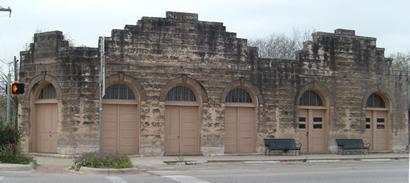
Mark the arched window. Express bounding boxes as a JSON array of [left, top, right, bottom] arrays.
[[225, 88, 252, 103], [166, 86, 196, 101], [299, 90, 323, 106], [366, 93, 385, 108], [39, 84, 56, 99], [104, 84, 135, 100]]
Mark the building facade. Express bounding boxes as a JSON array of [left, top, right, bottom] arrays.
[[18, 12, 408, 156]]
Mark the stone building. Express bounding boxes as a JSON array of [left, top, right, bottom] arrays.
[[18, 11, 408, 156]]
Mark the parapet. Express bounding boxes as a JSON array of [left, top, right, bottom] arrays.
[[166, 11, 198, 21]]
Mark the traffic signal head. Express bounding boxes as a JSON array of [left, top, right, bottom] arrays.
[[11, 82, 24, 95]]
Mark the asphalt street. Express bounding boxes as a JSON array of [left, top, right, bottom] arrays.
[[0, 159, 408, 183]]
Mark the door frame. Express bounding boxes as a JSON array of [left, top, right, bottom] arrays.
[[297, 106, 328, 153], [165, 101, 201, 155], [30, 82, 60, 154], [224, 103, 256, 154], [102, 99, 139, 154], [364, 107, 390, 152]]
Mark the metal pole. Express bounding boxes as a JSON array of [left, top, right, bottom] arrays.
[[98, 37, 105, 153], [14, 56, 17, 81], [13, 57, 18, 128], [6, 63, 11, 125]]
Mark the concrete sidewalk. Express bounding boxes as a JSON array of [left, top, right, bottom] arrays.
[[1, 152, 407, 172], [131, 153, 409, 168]]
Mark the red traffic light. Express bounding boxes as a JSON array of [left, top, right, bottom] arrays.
[[11, 82, 24, 95]]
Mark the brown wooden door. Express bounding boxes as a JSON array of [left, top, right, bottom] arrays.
[[36, 103, 58, 153], [364, 110, 389, 151], [297, 109, 308, 153], [165, 105, 199, 155], [224, 107, 255, 154], [364, 111, 373, 149], [297, 109, 327, 153], [308, 109, 327, 153], [103, 103, 139, 154], [373, 111, 388, 151]]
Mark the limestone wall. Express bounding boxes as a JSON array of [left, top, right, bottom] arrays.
[[18, 12, 408, 155]]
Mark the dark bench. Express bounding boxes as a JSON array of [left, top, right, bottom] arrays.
[[264, 138, 301, 156], [336, 139, 369, 154]]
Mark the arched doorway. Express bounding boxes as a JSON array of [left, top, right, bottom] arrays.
[[165, 86, 200, 155], [224, 88, 256, 154], [297, 90, 328, 153], [102, 84, 139, 154], [34, 84, 58, 153], [364, 93, 389, 152]]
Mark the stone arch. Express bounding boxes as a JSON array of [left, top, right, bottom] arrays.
[[160, 76, 208, 103], [105, 73, 145, 101], [162, 76, 205, 155], [295, 82, 332, 108], [295, 81, 331, 153], [362, 86, 392, 152], [221, 79, 259, 154], [220, 79, 261, 105], [26, 73, 61, 153], [362, 88, 392, 111], [25, 73, 62, 102]]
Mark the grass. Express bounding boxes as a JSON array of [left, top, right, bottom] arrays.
[[72, 152, 133, 170]]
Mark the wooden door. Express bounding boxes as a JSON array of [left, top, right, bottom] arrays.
[[372, 111, 388, 151], [364, 110, 389, 151], [297, 109, 308, 153], [103, 103, 139, 154], [165, 105, 199, 155], [36, 103, 58, 153], [308, 109, 327, 153], [297, 109, 327, 153], [180, 106, 199, 154], [363, 111, 373, 149], [224, 107, 255, 154]]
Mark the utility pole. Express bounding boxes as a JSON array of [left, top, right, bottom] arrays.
[[13, 56, 18, 128], [0, 5, 11, 17], [14, 56, 17, 81], [6, 62, 11, 125], [98, 37, 105, 153]]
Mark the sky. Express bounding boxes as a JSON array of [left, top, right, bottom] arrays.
[[0, 0, 409, 73]]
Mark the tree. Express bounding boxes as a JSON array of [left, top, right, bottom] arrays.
[[389, 52, 410, 71], [249, 29, 314, 59]]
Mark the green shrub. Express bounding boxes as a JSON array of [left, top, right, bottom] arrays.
[[0, 123, 21, 148], [72, 152, 133, 170], [0, 144, 32, 164], [0, 123, 33, 164]]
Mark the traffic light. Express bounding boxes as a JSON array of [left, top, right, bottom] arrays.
[[11, 82, 24, 95]]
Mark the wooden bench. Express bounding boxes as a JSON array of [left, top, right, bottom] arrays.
[[264, 138, 301, 156], [336, 139, 369, 154]]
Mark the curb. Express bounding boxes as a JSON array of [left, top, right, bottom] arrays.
[[163, 160, 208, 165], [79, 167, 140, 174], [0, 162, 34, 171], [201, 156, 409, 164], [30, 153, 77, 159]]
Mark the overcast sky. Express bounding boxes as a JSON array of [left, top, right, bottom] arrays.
[[0, 0, 409, 72]]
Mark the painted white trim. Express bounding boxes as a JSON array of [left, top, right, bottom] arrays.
[[103, 99, 138, 105], [298, 106, 327, 110], [165, 101, 199, 106], [364, 107, 388, 111], [225, 103, 256, 107]]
